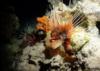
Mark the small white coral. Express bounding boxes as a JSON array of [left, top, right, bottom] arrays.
[[50, 55, 63, 67]]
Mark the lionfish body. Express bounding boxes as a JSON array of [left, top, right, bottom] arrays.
[[36, 11, 74, 49]]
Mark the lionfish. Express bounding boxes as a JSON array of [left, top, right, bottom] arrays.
[[36, 0, 87, 50]]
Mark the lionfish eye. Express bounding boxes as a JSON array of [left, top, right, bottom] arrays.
[[35, 29, 46, 41]]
